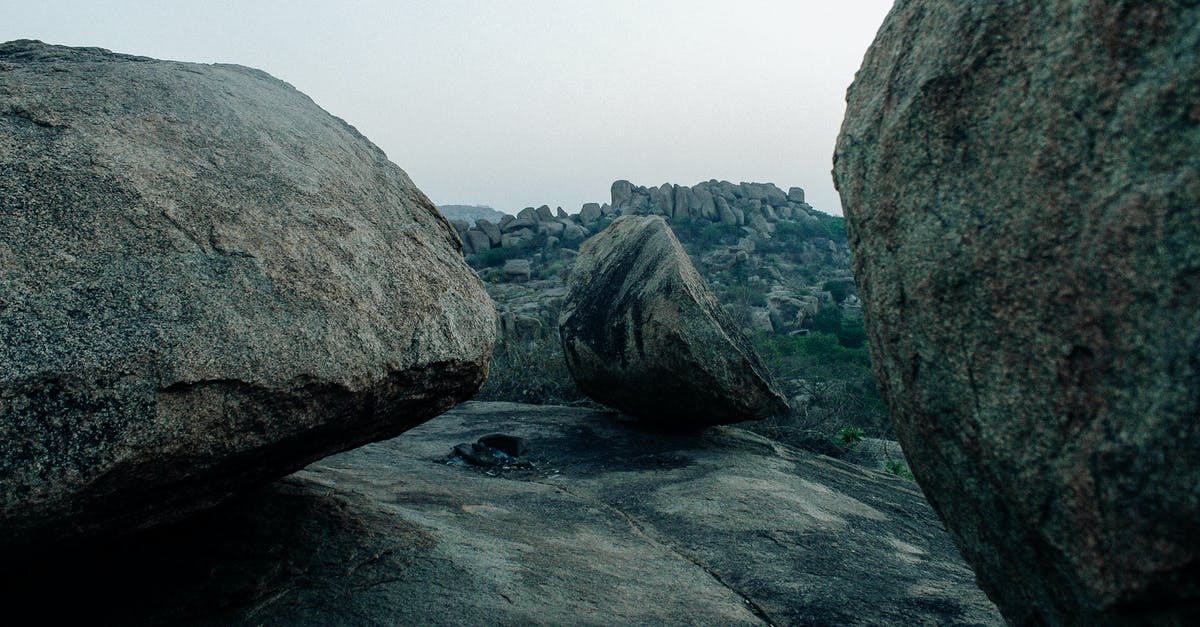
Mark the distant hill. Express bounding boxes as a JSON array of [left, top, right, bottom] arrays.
[[438, 204, 510, 225]]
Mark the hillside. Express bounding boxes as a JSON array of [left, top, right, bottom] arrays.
[[457, 180, 891, 455]]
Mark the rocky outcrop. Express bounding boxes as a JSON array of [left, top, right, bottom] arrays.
[[834, 4, 1200, 624], [437, 204, 510, 226], [0, 40, 495, 551], [458, 201, 592, 255], [5, 402, 1002, 626], [559, 216, 787, 426], [454, 178, 826, 257], [608, 179, 814, 231]]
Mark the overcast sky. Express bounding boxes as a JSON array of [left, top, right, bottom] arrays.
[[5, 1, 894, 216]]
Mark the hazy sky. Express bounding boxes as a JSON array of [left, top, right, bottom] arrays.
[[5, 1, 894, 216]]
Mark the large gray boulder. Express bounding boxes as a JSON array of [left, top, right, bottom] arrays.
[[579, 202, 602, 224], [834, 4, 1200, 624], [559, 216, 786, 426], [464, 229, 491, 253], [0, 41, 496, 551], [475, 218, 502, 246], [5, 402, 1002, 626]]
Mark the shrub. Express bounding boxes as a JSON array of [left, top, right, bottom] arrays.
[[823, 280, 849, 304], [836, 426, 866, 446], [823, 218, 847, 242], [470, 246, 526, 268], [885, 460, 916, 481], [476, 331, 586, 405]]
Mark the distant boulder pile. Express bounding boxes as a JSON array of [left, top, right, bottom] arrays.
[[448, 179, 826, 256], [610, 179, 816, 232], [450, 204, 597, 256]]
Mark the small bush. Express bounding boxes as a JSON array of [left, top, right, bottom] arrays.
[[823, 280, 849, 304], [470, 246, 526, 268], [476, 331, 586, 405], [885, 460, 916, 481], [836, 427, 866, 447]]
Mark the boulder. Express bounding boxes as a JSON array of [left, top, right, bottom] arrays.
[[535, 205, 554, 222], [579, 202, 602, 224], [658, 183, 674, 216], [559, 216, 786, 426], [716, 196, 737, 225], [0, 40, 495, 551], [502, 211, 537, 233], [464, 229, 491, 253], [502, 259, 532, 282], [498, 311, 540, 339], [749, 308, 774, 334], [476, 219, 502, 246], [646, 185, 664, 215], [833, 4, 1200, 625], [762, 184, 788, 207], [672, 185, 691, 219], [555, 206, 570, 220], [787, 187, 805, 204], [611, 180, 634, 208], [448, 218, 470, 237], [560, 222, 588, 245], [741, 182, 767, 201], [748, 214, 773, 235], [500, 229, 534, 249]]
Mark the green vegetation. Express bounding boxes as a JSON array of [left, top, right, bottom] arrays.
[[471, 245, 527, 268], [885, 460, 916, 481], [836, 427, 866, 447], [476, 330, 587, 405], [823, 279, 849, 304], [752, 329, 872, 380], [749, 328, 891, 449], [670, 218, 744, 252], [804, 304, 867, 349]]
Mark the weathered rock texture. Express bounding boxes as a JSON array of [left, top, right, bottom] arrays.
[[559, 216, 786, 425], [0, 40, 495, 551], [834, 3, 1200, 624], [3, 402, 1002, 626]]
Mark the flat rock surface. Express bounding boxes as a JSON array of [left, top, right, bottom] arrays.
[[7, 402, 1000, 625]]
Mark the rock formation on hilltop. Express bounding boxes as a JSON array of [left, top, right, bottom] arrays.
[[437, 204, 510, 226], [449, 179, 826, 258], [0, 40, 495, 551], [559, 216, 787, 426], [834, 3, 1200, 624]]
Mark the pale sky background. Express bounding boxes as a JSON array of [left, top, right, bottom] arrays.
[[4, 1, 895, 216]]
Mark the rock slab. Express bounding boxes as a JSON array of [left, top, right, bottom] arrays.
[[834, 3, 1200, 624], [0, 41, 496, 551], [559, 215, 786, 426], [3, 402, 1002, 626]]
